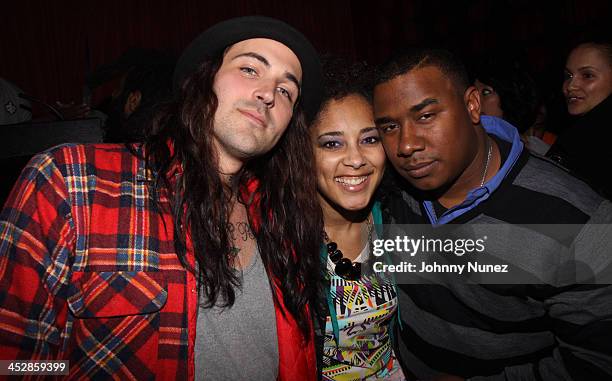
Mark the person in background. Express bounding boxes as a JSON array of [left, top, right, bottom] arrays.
[[471, 58, 547, 154], [525, 96, 558, 153], [547, 40, 612, 199], [93, 49, 176, 142], [311, 57, 404, 381], [0, 78, 32, 125]]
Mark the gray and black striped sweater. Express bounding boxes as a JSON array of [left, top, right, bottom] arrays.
[[382, 139, 612, 380]]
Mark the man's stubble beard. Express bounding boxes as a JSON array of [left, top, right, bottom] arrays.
[[212, 100, 279, 161]]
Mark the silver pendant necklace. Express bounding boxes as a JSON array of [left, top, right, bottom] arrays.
[[480, 136, 492, 187]]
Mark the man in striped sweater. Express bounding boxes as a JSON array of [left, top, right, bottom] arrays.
[[372, 48, 612, 380]]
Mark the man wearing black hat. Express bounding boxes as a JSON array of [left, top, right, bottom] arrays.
[[0, 16, 322, 380]]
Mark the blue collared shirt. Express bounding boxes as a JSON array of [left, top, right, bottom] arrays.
[[423, 116, 524, 225]]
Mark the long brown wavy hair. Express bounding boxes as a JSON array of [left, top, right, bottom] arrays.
[[143, 53, 322, 336]]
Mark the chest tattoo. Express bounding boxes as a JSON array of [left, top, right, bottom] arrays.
[[227, 221, 255, 242]]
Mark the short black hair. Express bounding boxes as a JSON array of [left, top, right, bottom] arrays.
[[313, 55, 372, 122], [374, 48, 470, 95]]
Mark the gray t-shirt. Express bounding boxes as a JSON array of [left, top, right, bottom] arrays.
[[195, 247, 278, 380]]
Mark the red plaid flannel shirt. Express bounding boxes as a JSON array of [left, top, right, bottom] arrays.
[[0, 143, 316, 380]]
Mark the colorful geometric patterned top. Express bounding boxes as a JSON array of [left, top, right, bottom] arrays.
[[322, 245, 404, 381]]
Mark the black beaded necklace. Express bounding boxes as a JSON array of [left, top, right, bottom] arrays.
[[323, 215, 373, 281]]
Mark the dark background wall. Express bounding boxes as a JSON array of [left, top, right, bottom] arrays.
[[2, 0, 610, 108]]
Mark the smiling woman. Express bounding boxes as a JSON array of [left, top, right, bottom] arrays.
[[311, 57, 405, 381], [313, 95, 384, 213], [547, 40, 612, 199], [562, 42, 612, 116]]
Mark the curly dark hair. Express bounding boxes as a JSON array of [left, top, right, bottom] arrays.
[[143, 52, 322, 337], [318, 55, 372, 106]]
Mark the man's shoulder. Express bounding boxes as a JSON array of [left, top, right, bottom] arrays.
[[512, 153, 605, 217], [41, 142, 138, 161], [18, 143, 147, 197], [32, 142, 143, 173]]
